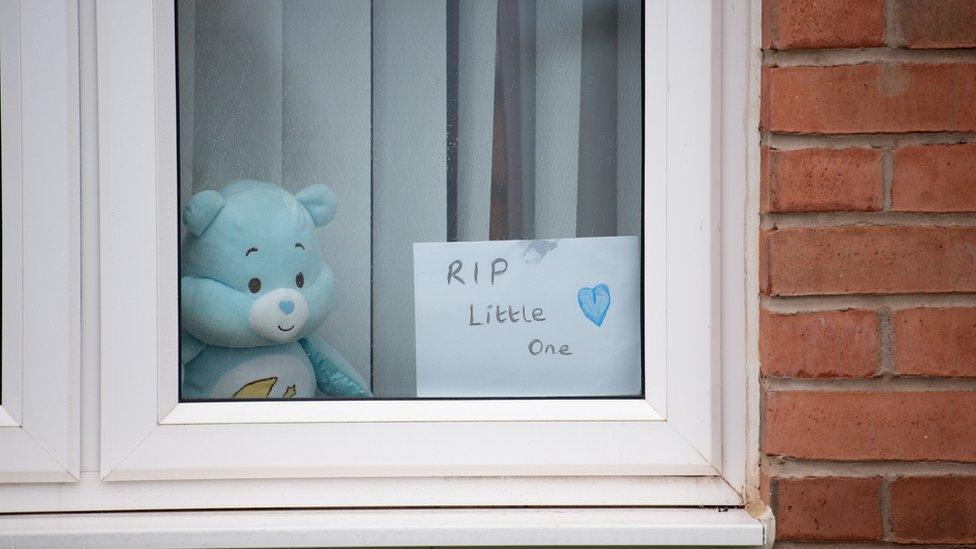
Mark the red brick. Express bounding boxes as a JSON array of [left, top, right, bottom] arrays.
[[761, 226, 976, 296], [763, 391, 976, 461], [764, 0, 886, 50], [763, 64, 976, 134], [893, 143, 976, 212], [895, 0, 976, 49], [895, 308, 976, 377], [774, 476, 882, 541], [761, 0, 774, 50], [891, 476, 976, 544], [762, 147, 882, 212], [761, 309, 878, 378]]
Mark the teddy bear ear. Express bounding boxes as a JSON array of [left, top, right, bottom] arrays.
[[183, 190, 225, 237], [295, 184, 337, 227]]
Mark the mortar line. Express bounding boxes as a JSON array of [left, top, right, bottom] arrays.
[[767, 132, 976, 150], [759, 127, 771, 147], [765, 47, 976, 67], [777, 543, 895, 549], [762, 211, 976, 229], [760, 293, 976, 313], [762, 459, 976, 478], [878, 308, 894, 376], [884, 0, 899, 48], [880, 476, 893, 543], [765, 376, 976, 392], [881, 149, 893, 211]]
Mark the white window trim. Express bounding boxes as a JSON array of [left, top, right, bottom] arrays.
[[0, 0, 770, 544], [0, 0, 768, 542], [91, 0, 755, 505], [0, 0, 81, 484], [0, 508, 765, 547]]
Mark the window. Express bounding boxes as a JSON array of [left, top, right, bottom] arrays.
[[175, 0, 643, 401], [0, 1, 763, 544], [0, 0, 80, 482]]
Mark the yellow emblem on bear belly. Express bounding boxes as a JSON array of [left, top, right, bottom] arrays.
[[233, 377, 298, 399]]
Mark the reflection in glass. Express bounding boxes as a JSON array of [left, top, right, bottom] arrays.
[[177, 0, 642, 400]]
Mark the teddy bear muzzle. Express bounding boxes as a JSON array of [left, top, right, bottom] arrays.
[[248, 287, 310, 343]]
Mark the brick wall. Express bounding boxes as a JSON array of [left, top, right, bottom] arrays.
[[760, 0, 976, 545]]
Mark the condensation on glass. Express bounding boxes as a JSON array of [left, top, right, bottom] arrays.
[[176, 0, 643, 401]]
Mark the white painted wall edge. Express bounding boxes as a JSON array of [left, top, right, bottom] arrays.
[[0, 508, 765, 548]]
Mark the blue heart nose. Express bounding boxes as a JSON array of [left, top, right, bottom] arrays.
[[278, 300, 296, 315]]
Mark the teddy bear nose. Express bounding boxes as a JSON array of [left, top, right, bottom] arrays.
[[278, 300, 296, 315]]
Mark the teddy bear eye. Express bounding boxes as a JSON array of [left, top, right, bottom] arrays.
[[248, 277, 262, 293], [295, 272, 304, 288]]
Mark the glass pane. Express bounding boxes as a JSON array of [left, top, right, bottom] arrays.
[[177, 0, 643, 401]]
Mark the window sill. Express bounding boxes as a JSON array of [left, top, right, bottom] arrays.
[[0, 507, 767, 547]]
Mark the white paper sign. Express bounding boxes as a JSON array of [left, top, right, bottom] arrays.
[[413, 236, 641, 397]]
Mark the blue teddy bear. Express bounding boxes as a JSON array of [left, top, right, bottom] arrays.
[[180, 179, 371, 400]]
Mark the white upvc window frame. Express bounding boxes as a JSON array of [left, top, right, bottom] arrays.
[[95, 0, 756, 511], [0, 0, 80, 483]]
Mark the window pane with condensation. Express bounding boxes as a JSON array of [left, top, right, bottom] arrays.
[[176, 0, 643, 401]]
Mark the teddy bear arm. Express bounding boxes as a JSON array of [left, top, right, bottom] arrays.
[[181, 330, 207, 365], [298, 334, 372, 398]]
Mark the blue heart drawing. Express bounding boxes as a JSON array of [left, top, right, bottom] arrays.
[[578, 284, 611, 327]]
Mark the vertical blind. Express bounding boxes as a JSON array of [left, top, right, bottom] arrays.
[[177, 0, 641, 397]]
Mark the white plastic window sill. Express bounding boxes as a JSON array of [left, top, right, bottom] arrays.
[[0, 508, 766, 547]]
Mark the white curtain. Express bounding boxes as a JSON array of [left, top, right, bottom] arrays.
[[178, 0, 642, 398], [178, 0, 373, 388], [370, 0, 447, 397]]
